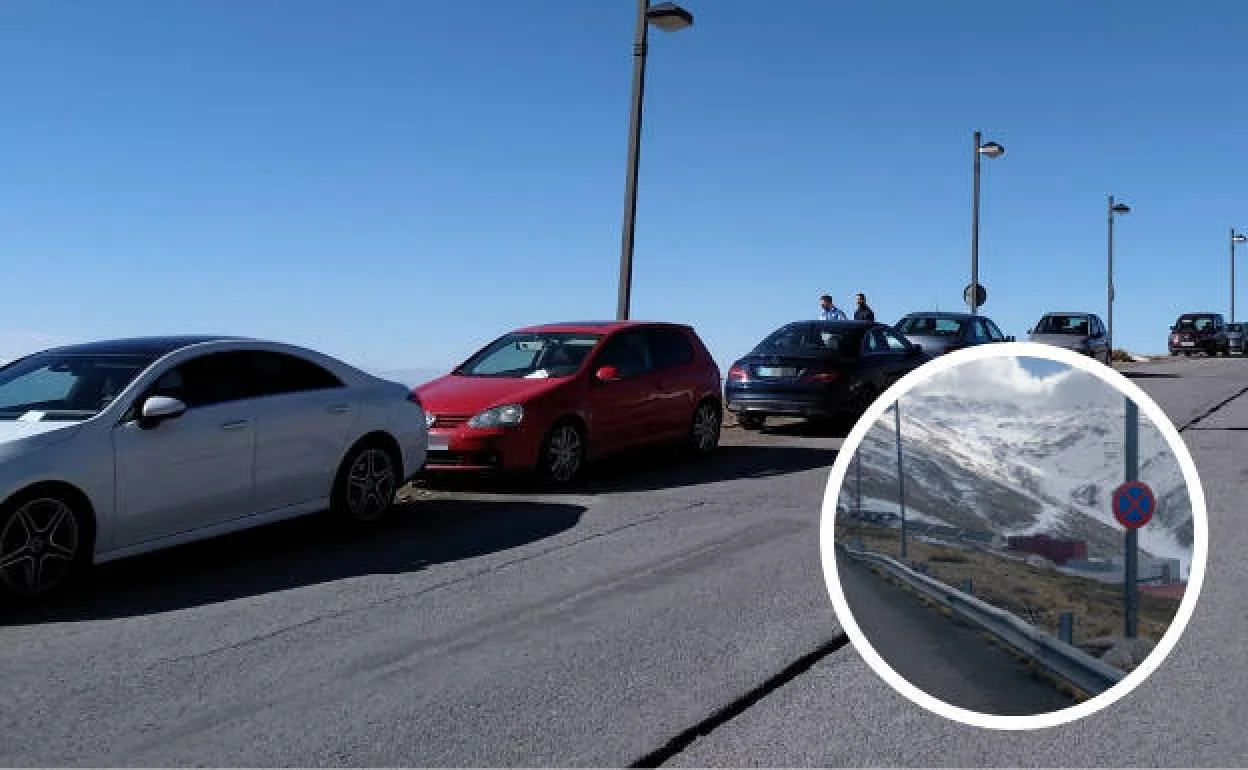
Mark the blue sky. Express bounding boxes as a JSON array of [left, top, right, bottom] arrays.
[[2, 0, 1245, 376]]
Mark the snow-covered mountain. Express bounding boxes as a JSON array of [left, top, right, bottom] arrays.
[[842, 357, 1194, 574]]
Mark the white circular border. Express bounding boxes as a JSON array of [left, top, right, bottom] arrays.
[[820, 341, 1209, 731]]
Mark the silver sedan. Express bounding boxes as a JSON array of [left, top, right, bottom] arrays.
[[0, 335, 428, 600]]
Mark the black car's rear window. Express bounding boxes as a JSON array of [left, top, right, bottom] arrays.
[[1177, 315, 1217, 332], [895, 316, 964, 337], [755, 324, 854, 354]]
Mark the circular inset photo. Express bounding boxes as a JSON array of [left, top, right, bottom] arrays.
[[820, 342, 1207, 730]]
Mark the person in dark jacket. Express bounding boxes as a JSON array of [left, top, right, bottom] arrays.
[[854, 293, 875, 321]]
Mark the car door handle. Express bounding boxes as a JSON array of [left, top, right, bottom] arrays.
[[327, 404, 351, 414], [221, 420, 250, 431]]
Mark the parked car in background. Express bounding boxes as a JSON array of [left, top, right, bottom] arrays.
[[1028, 311, 1112, 364], [0, 335, 428, 599], [723, 320, 931, 431], [416, 321, 722, 487], [892, 312, 1014, 357], [1169, 312, 1229, 356], [1226, 323, 1245, 354]]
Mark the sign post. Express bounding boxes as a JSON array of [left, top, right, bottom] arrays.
[[963, 282, 987, 310], [895, 401, 908, 560], [1112, 397, 1154, 639]]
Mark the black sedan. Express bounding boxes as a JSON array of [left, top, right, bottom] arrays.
[[724, 320, 932, 431]]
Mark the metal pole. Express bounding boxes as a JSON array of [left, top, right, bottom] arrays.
[[895, 402, 907, 559], [1232, 228, 1237, 324], [970, 130, 981, 316], [855, 448, 862, 517], [616, 0, 650, 321], [1124, 396, 1139, 639], [1107, 195, 1115, 359]]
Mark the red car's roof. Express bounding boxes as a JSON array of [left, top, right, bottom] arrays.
[[512, 320, 688, 334]]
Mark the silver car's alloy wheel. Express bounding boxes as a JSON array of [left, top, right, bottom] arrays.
[[692, 403, 720, 453], [346, 448, 396, 522], [545, 424, 583, 484], [0, 497, 79, 596]]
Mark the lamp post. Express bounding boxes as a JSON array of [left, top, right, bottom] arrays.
[[1232, 229, 1247, 322], [616, 1, 694, 321], [1107, 196, 1131, 358], [969, 131, 1005, 316]]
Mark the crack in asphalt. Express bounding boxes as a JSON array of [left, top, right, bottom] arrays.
[[157, 501, 710, 667], [1177, 382, 1248, 431], [627, 634, 852, 768]]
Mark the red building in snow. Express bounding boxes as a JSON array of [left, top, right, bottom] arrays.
[[1006, 534, 1088, 565]]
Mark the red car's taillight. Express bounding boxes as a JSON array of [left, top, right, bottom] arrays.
[[727, 364, 749, 382]]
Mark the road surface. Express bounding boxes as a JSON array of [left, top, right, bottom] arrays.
[[836, 555, 1075, 716], [0, 355, 1243, 766]]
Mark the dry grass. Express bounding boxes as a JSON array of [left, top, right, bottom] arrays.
[[838, 521, 1182, 648]]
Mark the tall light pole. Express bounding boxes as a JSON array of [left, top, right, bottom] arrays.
[[1232, 229, 1247, 322], [1107, 196, 1131, 358], [616, 1, 694, 321], [969, 131, 1005, 316]]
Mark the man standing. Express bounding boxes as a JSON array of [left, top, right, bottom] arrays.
[[819, 295, 847, 321], [854, 293, 876, 321]]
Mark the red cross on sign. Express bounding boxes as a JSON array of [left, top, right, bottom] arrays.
[[1112, 480, 1155, 530]]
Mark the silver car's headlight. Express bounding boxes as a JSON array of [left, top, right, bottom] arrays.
[[468, 404, 525, 428]]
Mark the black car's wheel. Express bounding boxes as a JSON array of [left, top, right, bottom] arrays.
[[688, 400, 722, 456], [332, 440, 400, 524], [537, 419, 586, 488], [0, 488, 91, 599], [738, 414, 765, 431]]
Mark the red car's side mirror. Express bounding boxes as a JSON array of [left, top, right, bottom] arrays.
[[596, 365, 622, 382]]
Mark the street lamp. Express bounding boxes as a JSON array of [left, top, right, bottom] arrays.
[[969, 131, 1005, 316], [1107, 196, 1131, 358], [616, 1, 694, 321], [1232, 229, 1247, 322]]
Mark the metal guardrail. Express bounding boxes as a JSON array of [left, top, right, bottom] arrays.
[[838, 542, 1126, 698]]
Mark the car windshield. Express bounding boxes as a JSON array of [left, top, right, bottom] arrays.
[[1034, 315, 1091, 335], [1177, 316, 1216, 332], [895, 316, 964, 337], [0, 351, 158, 421], [754, 324, 853, 354], [454, 332, 604, 378]]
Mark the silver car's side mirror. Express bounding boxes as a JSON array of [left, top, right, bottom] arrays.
[[139, 395, 187, 428]]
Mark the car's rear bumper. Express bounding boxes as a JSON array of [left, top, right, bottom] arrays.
[[724, 391, 849, 419]]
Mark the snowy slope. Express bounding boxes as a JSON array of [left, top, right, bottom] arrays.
[[841, 358, 1194, 573]]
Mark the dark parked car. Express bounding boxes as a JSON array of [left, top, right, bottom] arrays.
[[1169, 312, 1229, 356], [1028, 312, 1112, 364], [724, 320, 931, 431], [893, 312, 1014, 356]]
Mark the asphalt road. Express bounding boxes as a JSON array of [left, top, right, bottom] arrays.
[[0, 354, 1243, 766], [836, 555, 1076, 716]]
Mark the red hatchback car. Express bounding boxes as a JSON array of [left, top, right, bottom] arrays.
[[415, 321, 723, 486]]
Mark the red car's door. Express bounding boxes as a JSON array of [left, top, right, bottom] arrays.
[[640, 326, 703, 439], [585, 330, 661, 455]]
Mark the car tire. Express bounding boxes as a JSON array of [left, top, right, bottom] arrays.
[[688, 399, 722, 456], [0, 487, 92, 600], [738, 414, 765, 432], [331, 439, 400, 525], [537, 419, 586, 488]]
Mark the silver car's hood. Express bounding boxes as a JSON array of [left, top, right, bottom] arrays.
[[0, 419, 85, 452], [1029, 333, 1089, 350]]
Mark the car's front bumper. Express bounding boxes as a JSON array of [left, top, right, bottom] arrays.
[[421, 426, 540, 474]]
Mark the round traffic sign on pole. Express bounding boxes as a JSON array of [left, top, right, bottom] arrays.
[[963, 282, 987, 308], [1112, 480, 1155, 529]]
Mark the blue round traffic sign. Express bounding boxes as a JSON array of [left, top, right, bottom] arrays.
[[1112, 480, 1155, 529]]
